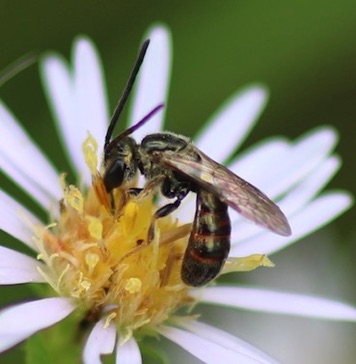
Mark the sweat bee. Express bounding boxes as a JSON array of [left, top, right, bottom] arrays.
[[103, 40, 291, 287]]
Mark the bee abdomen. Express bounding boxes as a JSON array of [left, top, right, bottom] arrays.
[[181, 191, 231, 287], [181, 234, 230, 286]]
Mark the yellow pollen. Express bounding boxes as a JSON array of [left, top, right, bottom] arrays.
[[222, 254, 275, 274], [125, 278, 142, 294], [86, 216, 103, 240], [67, 185, 84, 213], [81, 280, 91, 291], [82, 133, 98, 174], [85, 253, 99, 274]]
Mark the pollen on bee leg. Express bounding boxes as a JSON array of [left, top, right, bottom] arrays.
[[221, 254, 275, 274]]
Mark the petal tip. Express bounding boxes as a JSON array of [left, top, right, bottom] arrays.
[[145, 23, 171, 40]]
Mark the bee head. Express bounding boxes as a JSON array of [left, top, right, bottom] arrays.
[[101, 40, 163, 193], [103, 136, 139, 192]]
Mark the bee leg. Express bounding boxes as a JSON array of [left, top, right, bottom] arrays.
[[147, 198, 182, 243], [128, 187, 143, 196], [126, 176, 165, 203], [109, 191, 116, 213], [140, 175, 165, 199], [108, 188, 142, 215]]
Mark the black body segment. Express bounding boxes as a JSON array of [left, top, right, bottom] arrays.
[[181, 190, 231, 286]]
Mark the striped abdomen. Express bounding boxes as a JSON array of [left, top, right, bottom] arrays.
[[181, 189, 231, 286]]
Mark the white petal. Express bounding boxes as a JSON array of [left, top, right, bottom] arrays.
[[0, 101, 61, 207], [195, 86, 268, 163], [228, 138, 289, 182], [0, 297, 76, 352], [0, 155, 52, 209], [128, 25, 172, 138], [41, 37, 108, 185], [116, 336, 142, 364], [180, 321, 278, 364], [82, 319, 116, 364], [276, 156, 340, 216], [232, 192, 352, 256], [0, 189, 42, 250], [229, 127, 338, 198], [74, 37, 109, 154], [41, 54, 76, 166], [230, 156, 341, 242], [158, 325, 272, 364], [264, 127, 337, 198], [194, 286, 356, 321], [0, 246, 45, 284]]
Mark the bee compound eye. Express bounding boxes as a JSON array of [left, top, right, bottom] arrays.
[[103, 159, 126, 192]]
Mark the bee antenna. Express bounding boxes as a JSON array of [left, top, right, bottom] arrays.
[[104, 39, 150, 150], [105, 103, 164, 155]]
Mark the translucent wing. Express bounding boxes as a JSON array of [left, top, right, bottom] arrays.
[[158, 149, 291, 236]]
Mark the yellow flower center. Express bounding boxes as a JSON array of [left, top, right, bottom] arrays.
[[34, 135, 193, 340]]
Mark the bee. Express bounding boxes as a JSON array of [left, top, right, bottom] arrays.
[[103, 40, 291, 287]]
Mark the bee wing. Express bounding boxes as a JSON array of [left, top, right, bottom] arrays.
[[159, 150, 291, 236]]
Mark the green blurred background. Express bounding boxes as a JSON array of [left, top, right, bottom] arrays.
[[1, 1, 355, 363]]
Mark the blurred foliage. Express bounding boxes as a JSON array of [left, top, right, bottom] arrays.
[[0, 1, 355, 363]]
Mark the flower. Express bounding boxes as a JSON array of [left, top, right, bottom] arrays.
[[0, 24, 355, 363]]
